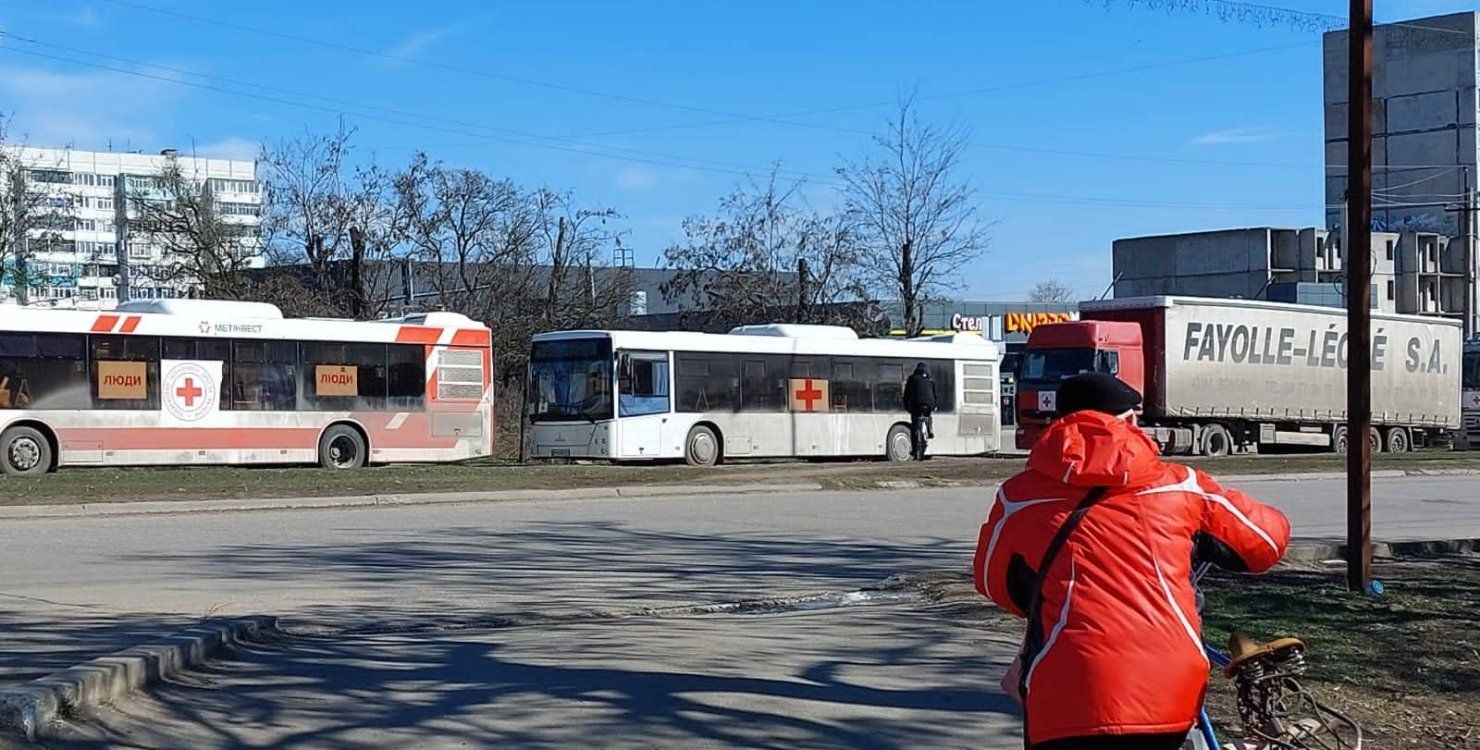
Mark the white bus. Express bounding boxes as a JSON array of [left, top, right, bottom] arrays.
[[0, 299, 493, 474], [527, 324, 1001, 464]]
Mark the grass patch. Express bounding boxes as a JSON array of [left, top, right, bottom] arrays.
[[3, 450, 1480, 506], [1202, 558, 1479, 749]]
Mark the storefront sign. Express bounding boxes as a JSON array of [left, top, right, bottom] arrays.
[[1004, 311, 1075, 335]]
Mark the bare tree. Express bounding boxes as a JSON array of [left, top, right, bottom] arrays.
[[1028, 278, 1076, 303], [837, 98, 990, 337], [260, 125, 403, 317], [125, 156, 260, 298], [662, 170, 873, 331], [0, 119, 74, 304]]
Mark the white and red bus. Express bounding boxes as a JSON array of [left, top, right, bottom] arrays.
[[0, 299, 492, 474]]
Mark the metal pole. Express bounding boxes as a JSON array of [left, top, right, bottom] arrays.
[[1345, 0, 1374, 592]]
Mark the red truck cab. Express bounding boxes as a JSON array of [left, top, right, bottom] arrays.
[[1015, 320, 1145, 449]]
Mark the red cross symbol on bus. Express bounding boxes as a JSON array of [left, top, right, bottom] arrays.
[[794, 379, 823, 411], [176, 377, 203, 407]]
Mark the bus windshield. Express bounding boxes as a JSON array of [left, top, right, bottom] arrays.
[[1464, 349, 1480, 390], [528, 338, 614, 422], [1020, 348, 1096, 384]]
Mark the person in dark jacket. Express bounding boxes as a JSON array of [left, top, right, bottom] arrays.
[[902, 363, 937, 459]]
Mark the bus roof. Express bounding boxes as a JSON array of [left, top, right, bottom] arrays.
[[0, 301, 490, 345], [532, 328, 1001, 361]]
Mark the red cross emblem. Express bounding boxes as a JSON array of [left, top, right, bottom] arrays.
[[794, 379, 823, 411], [176, 377, 203, 407]]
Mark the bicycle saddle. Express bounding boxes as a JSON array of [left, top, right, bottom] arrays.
[[1223, 631, 1305, 678]]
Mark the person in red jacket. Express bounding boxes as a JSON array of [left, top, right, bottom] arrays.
[[973, 372, 1290, 750]]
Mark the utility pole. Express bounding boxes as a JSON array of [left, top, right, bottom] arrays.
[[1344, 0, 1374, 593], [796, 257, 809, 324]]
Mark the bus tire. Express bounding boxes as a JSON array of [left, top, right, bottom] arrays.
[[319, 424, 367, 470], [1385, 427, 1411, 453], [886, 424, 912, 462], [0, 425, 52, 477], [1199, 424, 1232, 458], [684, 425, 720, 467]]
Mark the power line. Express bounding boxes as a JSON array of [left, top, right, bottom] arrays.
[[84, 0, 1338, 170], [0, 36, 835, 185]]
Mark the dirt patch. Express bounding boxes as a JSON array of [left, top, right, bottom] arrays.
[[910, 557, 1478, 750]]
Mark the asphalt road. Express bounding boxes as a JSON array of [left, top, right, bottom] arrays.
[[2, 473, 1477, 748]]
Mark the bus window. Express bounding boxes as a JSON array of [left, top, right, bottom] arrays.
[[231, 340, 298, 411], [301, 342, 389, 411], [874, 361, 906, 411], [528, 338, 613, 422], [387, 344, 427, 410], [740, 358, 786, 412], [618, 351, 670, 417], [675, 353, 736, 412], [0, 333, 88, 409]]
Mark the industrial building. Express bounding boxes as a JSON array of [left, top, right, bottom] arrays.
[[1323, 12, 1479, 238], [4, 146, 262, 307], [1113, 226, 1468, 322]]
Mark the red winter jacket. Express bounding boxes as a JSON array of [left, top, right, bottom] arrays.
[[973, 411, 1290, 746]]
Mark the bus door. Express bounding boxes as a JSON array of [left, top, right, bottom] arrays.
[[616, 351, 670, 458]]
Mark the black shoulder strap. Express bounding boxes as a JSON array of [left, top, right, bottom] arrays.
[[1017, 485, 1109, 700]]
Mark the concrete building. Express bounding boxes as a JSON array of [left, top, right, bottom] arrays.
[[1109, 226, 1477, 317], [6, 146, 261, 307], [1324, 12, 1478, 238]]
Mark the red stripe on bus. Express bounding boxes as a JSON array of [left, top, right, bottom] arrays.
[[119, 316, 142, 333], [396, 326, 442, 345], [451, 329, 490, 347], [91, 315, 120, 333]]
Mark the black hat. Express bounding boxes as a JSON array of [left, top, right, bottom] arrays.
[[1056, 372, 1142, 416]]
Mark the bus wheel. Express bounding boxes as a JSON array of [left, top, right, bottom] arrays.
[[684, 425, 720, 467], [886, 424, 912, 462], [0, 425, 52, 476], [319, 425, 367, 470], [1199, 424, 1231, 458], [1385, 427, 1411, 453]]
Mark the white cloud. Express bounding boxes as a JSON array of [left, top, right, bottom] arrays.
[[67, 5, 101, 28], [193, 137, 261, 161], [0, 63, 183, 147], [1189, 127, 1280, 146], [615, 165, 659, 191], [382, 28, 453, 62]]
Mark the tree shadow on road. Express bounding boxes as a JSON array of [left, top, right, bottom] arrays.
[[63, 606, 1021, 750]]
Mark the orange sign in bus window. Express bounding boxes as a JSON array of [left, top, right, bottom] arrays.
[[315, 365, 359, 396], [97, 361, 147, 400]]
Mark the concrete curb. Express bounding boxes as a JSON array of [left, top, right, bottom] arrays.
[[1285, 537, 1479, 561], [0, 482, 828, 521], [0, 615, 277, 741]]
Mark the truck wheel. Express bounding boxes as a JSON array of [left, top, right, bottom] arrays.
[[1332, 426, 1348, 454], [1199, 424, 1232, 458], [886, 424, 912, 462], [1384, 427, 1411, 453], [1369, 426, 1383, 454], [684, 425, 721, 467], [0, 425, 52, 476]]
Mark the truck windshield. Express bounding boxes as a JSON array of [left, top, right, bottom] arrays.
[[1020, 348, 1096, 384], [528, 338, 614, 422], [1465, 350, 1480, 390]]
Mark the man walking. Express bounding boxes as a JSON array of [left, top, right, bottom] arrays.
[[973, 372, 1290, 750], [902, 363, 936, 460]]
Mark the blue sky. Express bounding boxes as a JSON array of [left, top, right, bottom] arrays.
[[0, 0, 1474, 300]]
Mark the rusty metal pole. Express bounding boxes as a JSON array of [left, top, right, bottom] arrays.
[[1345, 0, 1374, 592]]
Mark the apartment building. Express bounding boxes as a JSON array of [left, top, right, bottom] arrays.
[[6, 147, 261, 308]]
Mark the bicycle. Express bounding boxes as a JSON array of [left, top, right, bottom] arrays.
[[1187, 563, 1363, 750], [910, 408, 933, 460]]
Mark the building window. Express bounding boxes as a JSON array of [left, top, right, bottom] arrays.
[[1385, 241, 1394, 261], [96, 197, 114, 211], [98, 175, 116, 188], [26, 169, 72, 184], [1386, 280, 1394, 300], [208, 178, 260, 194]]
